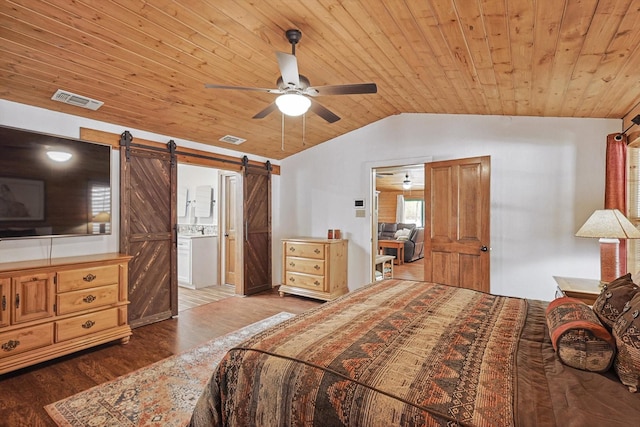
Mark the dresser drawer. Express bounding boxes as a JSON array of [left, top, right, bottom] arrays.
[[57, 265, 120, 293], [285, 257, 325, 275], [55, 308, 119, 342], [0, 323, 53, 358], [284, 242, 325, 260], [56, 284, 119, 315], [284, 272, 325, 291]]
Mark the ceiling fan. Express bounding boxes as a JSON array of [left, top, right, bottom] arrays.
[[205, 29, 377, 123], [402, 173, 412, 190]]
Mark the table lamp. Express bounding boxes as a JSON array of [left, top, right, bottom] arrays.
[[92, 211, 111, 234], [575, 209, 640, 283]]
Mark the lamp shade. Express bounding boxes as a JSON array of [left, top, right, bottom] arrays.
[[92, 211, 111, 223], [575, 209, 640, 239], [275, 93, 311, 116]]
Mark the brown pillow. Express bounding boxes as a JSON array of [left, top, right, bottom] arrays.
[[593, 273, 639, 329], [612, 292, 640, 392], [546, 296, 616, 372]]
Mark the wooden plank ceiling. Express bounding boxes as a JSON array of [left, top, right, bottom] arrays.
[[1, 0, 639, 161]]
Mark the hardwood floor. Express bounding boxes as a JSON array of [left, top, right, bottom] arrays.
[[393, 257, 424, 281], [0, 288, 321, 427], [178, 283, 236, 312]]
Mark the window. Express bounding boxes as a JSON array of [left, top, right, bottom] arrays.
[[627, 146, 640, 274], [403, 198, 424, 227]]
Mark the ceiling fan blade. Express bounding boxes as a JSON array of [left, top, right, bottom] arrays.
[[309, 101, 340, 123], [205, 83, 280, 93], [252, 103, 278, 119], [276, 51, 300, 88], [306, 83, 377, 96]]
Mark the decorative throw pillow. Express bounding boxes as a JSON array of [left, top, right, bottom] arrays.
[[612, 292, 640, 392], [593, 273, 639, 330], [394, 228, 411, 240], [545, 296, 616, 372]]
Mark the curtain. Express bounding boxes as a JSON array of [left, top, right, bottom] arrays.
[[605, 133, 628, 273], [396, 195, 405, 223]]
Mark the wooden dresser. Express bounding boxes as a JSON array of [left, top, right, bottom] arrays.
[[279, 238, 348, 301], [0, 253, 132, 374]]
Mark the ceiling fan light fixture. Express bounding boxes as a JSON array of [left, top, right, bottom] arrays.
[[402, 174, 412, 190], [275, 93, 311, 116]]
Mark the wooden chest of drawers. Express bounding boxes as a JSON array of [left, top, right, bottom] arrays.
[[279, 238, 348, 301], [0, 253, 132, 374]]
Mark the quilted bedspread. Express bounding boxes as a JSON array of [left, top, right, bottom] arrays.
[[190, 279, 640, 427]]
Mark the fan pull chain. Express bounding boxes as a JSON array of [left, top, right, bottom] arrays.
[[281, 113, 285, 151], [302, 113, 306, 146]]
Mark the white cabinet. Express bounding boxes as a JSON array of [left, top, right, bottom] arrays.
[[177, 235, 218, 289]]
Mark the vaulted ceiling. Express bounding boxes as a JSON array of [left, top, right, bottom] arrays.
[[2, 0, 639, 160]]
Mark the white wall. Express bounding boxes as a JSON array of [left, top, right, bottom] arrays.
[[278, 113, 619, 301], [0, 100, 276, 263], [177, 164, 219, 225], [0, 101, 621, 301]]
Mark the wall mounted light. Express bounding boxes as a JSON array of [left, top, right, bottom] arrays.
[[275, 93, 311, 116]]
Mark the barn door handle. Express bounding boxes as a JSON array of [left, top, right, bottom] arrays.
[[480, 246, 488, 252]]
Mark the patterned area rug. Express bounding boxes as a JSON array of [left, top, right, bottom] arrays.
[[45, 312, 295, 427]]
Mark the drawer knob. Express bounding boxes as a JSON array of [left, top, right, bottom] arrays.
[[289, 262, 295, 267], [82, 320, 96, 329], [289, 277, 295, 283], [83, 274, 96, 282], [1, 339, 20, 352], [314, 265, 320, 270], [314, 280, 320, 286], [314, 249, 320, 254], [83, 295, 97, 304], [289, 247, 296, 252]]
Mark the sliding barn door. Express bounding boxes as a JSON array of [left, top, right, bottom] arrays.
[[242, 160, 271, 295], [120, 132, 177, 327], [424, 156, 490, 292]]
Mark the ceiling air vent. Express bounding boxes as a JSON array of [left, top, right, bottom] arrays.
[[219, 135, 246, 145], [51, 89, 104, 111]]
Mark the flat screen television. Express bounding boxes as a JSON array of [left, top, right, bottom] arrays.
[[0, 125, 112, 239]]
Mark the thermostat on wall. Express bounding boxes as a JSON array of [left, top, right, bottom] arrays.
[[354, 199, 365, 209]]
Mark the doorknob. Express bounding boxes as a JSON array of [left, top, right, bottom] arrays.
[[480, 245, 488, 252], [224, 233, 229, 237]]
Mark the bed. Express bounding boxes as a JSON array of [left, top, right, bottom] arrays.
[[189, 279, 640, 426]]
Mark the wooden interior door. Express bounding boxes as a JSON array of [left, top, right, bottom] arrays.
[[222, 174, 239, 290], [120, 134, 177, 328], [242, 162, 271, 295], [424, 156, 490, 292]]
